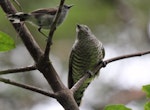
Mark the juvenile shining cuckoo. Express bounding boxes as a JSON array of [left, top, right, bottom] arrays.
[[68, 24, 105, 105]]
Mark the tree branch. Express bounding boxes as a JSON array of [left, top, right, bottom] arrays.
[[71, 73, 90, 93], [104, 50, 150, 65], [71, 50, 150, 93], [0, 65, 37, 75], [44, 0, 65, 58], [0, 77, 57, 98]]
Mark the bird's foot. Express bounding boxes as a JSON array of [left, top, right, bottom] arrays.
[[38, 27, 48, 38], [87, 70, 94, 76], [98, 61, 106, 67]]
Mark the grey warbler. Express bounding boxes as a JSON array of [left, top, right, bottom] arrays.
[[8, 4, 73, 37]]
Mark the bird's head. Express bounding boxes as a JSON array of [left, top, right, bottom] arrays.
[[76, 24, 92, 39]]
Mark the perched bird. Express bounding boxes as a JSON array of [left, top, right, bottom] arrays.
[[8, 4, 73, 37], [68, 24, 105, 106]]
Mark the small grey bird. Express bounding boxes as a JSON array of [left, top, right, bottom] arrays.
[[8, 4, 73, 36], [68, 24, 105, 106]]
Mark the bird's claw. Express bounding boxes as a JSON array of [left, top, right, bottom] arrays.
[[87, 70, 94, 76]]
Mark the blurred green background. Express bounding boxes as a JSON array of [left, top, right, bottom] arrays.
[[0, 0, 150, 110]]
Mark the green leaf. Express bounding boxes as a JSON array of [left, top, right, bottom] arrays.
[[104, 104, 132, 110], [144, 102, 150, 110], [142, 85, 150, 98], [0, 31, 15, 52]]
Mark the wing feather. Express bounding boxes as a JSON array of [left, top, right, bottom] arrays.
[[68, 49, 75, 89]]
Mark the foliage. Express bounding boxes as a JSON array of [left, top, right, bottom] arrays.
[[104, 104, 131, 110], [143, 85, 150, 98], [0, 31, 15, 52], [144, 102, 150, 110]]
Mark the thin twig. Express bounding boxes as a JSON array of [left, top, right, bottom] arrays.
[[0, 65, 37, 75], [104, 50, 150, 65], [44, 0, 65, 58], [0, 77, 57, 98], [70, 50, 150, 93]]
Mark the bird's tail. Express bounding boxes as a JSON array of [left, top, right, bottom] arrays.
[[74, 76, 95, 106], [8, 12, 30, 23]]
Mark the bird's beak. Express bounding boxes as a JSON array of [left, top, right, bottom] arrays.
[[68, 4, 74, 9]]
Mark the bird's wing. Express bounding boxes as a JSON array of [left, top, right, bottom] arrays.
[[68, 49, 75, 89], [101, 45, 105, 59], [31, 8, 57, 16]]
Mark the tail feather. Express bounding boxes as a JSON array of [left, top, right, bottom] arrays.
[[8, 12, 30, 23], [74, 81, 91, 106]]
